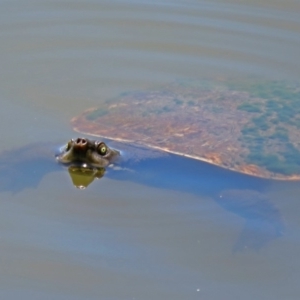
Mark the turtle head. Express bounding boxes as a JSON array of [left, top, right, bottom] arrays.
[[56, 137, 120, 168]]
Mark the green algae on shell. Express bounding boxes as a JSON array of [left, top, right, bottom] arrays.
[[71, 80, 300, 180]]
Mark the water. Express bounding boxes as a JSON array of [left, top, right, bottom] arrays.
[[1, 0, 300, 299]]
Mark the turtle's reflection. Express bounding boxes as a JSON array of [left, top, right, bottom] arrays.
[[0, 142, 285, 252], [67, 165, 105, 189]]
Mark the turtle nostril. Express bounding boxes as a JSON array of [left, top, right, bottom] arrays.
[[76, 138, 87, 145]]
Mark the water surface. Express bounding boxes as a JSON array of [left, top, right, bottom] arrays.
[[0, 1, 300, 299]]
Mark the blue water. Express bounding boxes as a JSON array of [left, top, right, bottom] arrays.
[[0, 0, 300, 299]]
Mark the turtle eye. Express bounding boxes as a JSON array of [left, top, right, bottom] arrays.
[[98, 143, 107, 156], [65, 140, 72, 151]]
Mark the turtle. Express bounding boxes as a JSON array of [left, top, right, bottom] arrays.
[[56, 137, 120, 168], [216, 189, 283, 252], [1, 78, 293, 251], [70, 79, 300, 181]]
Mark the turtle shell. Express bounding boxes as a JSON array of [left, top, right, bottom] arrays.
[[71, 80, 300, 180]]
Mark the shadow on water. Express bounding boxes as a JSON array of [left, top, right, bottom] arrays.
[[0, 141, 284, 252]]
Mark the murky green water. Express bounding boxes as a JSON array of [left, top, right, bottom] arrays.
[[0, 1, 300, 299]]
